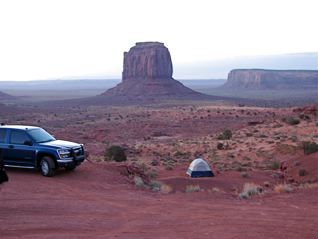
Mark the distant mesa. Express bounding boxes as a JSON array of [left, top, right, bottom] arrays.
[[223, 69, 318, 90], [102, 42, 204, 100], [0, 91, 15, 100]]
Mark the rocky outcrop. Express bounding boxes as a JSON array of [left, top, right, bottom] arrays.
[[103, 42, 203, 100], [223, 69, 318, 89]]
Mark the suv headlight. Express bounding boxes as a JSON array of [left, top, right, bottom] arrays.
[[57, 149, 71, 159]]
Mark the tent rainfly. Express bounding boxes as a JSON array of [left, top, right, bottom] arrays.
[[187, 158, 214, 178]]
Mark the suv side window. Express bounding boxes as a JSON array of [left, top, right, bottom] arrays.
[[10, 130, 30, 145], [0, 129, 7, 143]]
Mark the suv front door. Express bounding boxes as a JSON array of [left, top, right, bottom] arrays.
[[5, 130, 36, 167], [0, 128, 8, 164]]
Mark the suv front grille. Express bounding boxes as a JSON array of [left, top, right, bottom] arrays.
[[72, 147, 84, 157]]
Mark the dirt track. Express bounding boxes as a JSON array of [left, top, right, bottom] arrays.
[[1, 161, 318, 239]]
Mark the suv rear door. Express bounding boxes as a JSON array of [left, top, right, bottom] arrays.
[[4, 129, 36, 167]]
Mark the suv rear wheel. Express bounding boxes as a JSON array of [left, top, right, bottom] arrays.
[[40, 157, 56, 177]]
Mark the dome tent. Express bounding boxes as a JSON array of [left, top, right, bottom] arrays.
[[187, 158, 214, 178]]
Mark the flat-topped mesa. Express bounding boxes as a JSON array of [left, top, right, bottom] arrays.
[[223, 69, 318, 89], [122, 42, 173, 81]]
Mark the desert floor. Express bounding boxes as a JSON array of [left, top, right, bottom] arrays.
[[0, 103, 318, 238]]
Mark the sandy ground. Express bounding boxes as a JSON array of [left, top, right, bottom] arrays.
[[1, 161, 318, 239]]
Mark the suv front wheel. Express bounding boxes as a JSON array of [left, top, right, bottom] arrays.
[[40, 157, 56, 177]]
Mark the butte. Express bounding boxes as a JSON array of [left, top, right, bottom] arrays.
[[102, 42, 207, 101]]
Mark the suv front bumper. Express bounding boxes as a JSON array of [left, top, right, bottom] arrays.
[[57, 155, 85, 168]]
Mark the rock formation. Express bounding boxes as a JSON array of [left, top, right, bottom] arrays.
[[223, 69, 318, 89], [122, 42, 173, 81], [103, 42, 203, 100]]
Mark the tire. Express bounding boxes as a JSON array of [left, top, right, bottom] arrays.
[[65, 164, 76, 171], [40, 157, 56, 177]]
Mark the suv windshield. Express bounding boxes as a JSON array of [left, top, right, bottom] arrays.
[[28, 128, 55, 143]]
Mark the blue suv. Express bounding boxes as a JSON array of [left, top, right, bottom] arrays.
[[0, 125, 85, 177]]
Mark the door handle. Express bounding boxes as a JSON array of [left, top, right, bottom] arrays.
[[8, 145, 14, 149]]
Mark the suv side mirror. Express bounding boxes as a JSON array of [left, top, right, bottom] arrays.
[[24, 140, 33, 146]]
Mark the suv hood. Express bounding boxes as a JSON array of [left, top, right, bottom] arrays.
[[39, 140, 81, 149]]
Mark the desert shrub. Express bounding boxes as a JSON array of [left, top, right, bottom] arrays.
[[243, 156, 251, 161], [299, 114, 310, 120], [256, 150, 273, 159], [149, 180, 161, 192], [174, 151, 191, 159], [259, 134, 268, 138], [148, 170, 157, 179], [165, 165, 174, 171], [241, 162, 252, 167], [217, 129, 232, 140], [232, 161, 242, 171], [239, 183, 263, 199], [161, 157, 176, 170], [263, 181, 270, 187], [274, 184, 293, 193], [298, 169, 308, 177], [290, 135, 298, 142], [185, 185, 201, 193], [302, 141, 318, 155], [267, 160, 280, 170], [217, 142, 224, 150], [152, 131, 167, 137], [282, 117, 300, 125], [150, 159, 159, 166], [105, 145, 127, 162]]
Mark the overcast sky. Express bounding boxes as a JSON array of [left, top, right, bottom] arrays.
[[0, 0, 317, 81]]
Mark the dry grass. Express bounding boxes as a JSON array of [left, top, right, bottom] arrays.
[[274, 184, 293, 193], [160, 184, 173, 194], [207, 187, 221, 193], [239, 183, 263, 199], [212, 187, 220, 192], [299, 183, 318, 189], [185, 185, 201, 193]]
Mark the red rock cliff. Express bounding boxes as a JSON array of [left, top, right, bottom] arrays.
[[223, 69, 318, 89]]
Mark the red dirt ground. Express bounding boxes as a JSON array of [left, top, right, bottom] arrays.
[[1, 161, 318, 239], [0, 104, 317, 238]]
